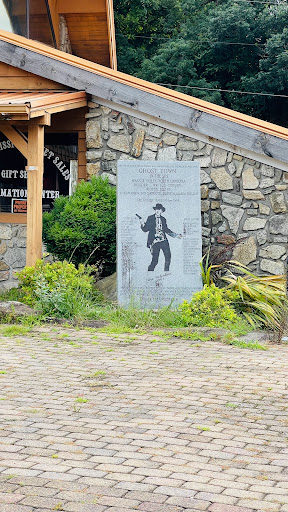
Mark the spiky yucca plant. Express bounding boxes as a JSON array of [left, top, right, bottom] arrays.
[[199, 249, 222, 286], [222, 263, 287, 329]]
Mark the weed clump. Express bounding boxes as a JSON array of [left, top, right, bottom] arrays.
[[17, 260, 102, 319], [98, 302, 185, 330]]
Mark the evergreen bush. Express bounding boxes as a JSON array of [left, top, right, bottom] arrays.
[[43, 176, 116, 277]]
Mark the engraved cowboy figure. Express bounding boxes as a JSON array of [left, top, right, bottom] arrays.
[[137, 203, 182, 272]]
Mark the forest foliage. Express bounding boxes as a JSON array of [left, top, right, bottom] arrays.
[[114, 0, 288, 126]]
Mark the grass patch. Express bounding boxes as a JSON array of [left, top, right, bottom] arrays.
[[68, 341, 81, 347], [0, 312, 45, 327], [151, 330, 170, 337], [40, 334, 52, 341], [0, 281, 266, 353], [228, 319, 253, 336], [97, 303, 185, 330], [169, 329, 266, 350], [96, 301, 253, 337], [100, 324, 148, 335], [172, 330, 219, 342], [0, 287, 25, 302], [0, 325, 31, 337], [224, 337, 268, 350], [92, 370, 106, 377]]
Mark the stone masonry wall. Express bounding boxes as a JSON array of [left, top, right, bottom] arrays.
[[86, 102, 288, 276], [1, 102, 286, 290], [0, 224, 26, 289]]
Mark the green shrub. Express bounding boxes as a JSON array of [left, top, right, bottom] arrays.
[[42, 176, 116, 277], [179, 284, 241, 328], [17, 260, 97, 318]]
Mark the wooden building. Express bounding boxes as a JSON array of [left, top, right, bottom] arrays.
[[0, 1, 287, 286], [0, 0, 115, 274]]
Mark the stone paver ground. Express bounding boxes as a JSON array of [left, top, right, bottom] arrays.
[[0, 327, 288, 512]]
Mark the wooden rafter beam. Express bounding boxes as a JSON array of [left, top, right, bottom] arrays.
[[26, 114, 51, 125], [30, 101, 87, 117], [0, 113, 51, 124], [106, 0, 117, 70], [0, 125, 28, 158]]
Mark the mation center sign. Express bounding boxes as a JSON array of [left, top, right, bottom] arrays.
[[117, 161, 202, 308]]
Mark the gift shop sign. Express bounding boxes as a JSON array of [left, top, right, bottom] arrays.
[[0, 140, 70, 181]]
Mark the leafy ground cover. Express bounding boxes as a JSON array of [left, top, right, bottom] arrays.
[[0, 293, 269, 352], [0, 254, 286, 350]]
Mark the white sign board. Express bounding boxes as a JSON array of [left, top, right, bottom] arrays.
[[117, 161, 202, 308]]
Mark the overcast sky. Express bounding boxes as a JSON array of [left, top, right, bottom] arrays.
[[0, 3, 13, 31]]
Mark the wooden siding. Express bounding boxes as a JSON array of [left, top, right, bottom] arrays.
[[0, 62, 69, 90], [57, 0, 107, 14], [49, 0, 115, 67], [64, 13, 110, 66]]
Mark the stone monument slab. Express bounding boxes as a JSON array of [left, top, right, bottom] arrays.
[[117, 161, 202, 308]]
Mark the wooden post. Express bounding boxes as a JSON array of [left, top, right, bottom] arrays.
[[26, 124, 44, 267]]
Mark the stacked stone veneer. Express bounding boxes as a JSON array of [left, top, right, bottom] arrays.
[[0, 224, 26, 288], [86, 103, 288, 276], [0, 103, 287, 289]]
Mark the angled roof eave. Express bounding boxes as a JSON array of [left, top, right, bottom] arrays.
[[0, 29, 287, 166], [0, 29, 287, 139]]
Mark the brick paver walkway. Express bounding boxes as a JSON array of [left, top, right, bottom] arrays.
[[0, 327, 288, 512]]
